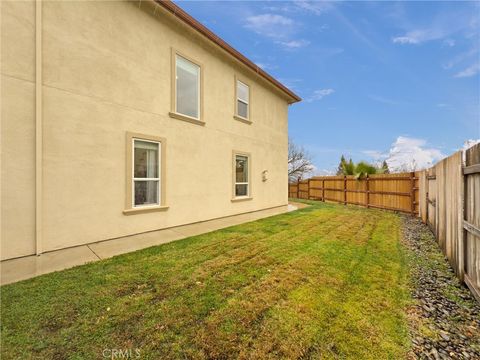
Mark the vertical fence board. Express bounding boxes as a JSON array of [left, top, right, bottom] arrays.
[[418, 170, 427, 223], [427, 167, 437, 232], [464, 144, 480, 300], [422, 152, 463, 276]]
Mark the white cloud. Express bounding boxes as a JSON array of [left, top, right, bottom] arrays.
[[263, 0, 334, 16], [389, 6, 480, 79], [454, 63, 480, 78], [244, 14, 295, 40], [362, 150, 384, 160], [385, 136, 445, 172], [277, 77, 302, 91], [306, 88, 335, 102], [461, 139, 480, 162], [294, 0, 334, 15], [443, 39, 456, 47], [363, 137, 480, 172], [442, 47, 478, 70], [244, 14, 309, 50], [392, 12, 477, 45], [392, 36, 419, 45], [275, 39, 310, 49], [391, 3, 480, 53], [262, 4, 293, 13], [463, 139, 480, 150], [315, 168, 336, 176], [392, 29, 446, 45]]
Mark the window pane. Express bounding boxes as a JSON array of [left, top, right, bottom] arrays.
[[235, 184, 248, 197], [134, 180, 159, 206], [237, 81, 249, 103], [236, 155, 248, 183], [176, 55, 200, 119], [134, 140, 158, 178], [237, 100, 248, 118]]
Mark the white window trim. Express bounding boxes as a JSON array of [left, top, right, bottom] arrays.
[[124, 132, 168, 215], [132, 138, 161, 208], [234, 76, 252, 124], [169, 49, 204, 125], [237, 81, 249, 101], [232, 151, 252, 202]]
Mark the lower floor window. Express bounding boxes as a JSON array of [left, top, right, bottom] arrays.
[[235, 154, 249, 197], [133, 139, 160, 206]]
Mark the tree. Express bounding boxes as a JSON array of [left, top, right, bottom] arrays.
[[354, 161, 378, 178], [381, 160, 390, 174], [343, 158, 356, 176], [336, 155, 346, 175], [288, 138, 314, 182], [339, 159, 386, 179]]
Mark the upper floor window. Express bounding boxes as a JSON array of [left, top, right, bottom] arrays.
[[175, 54, 200, 120], [236, 80, 250, 120]]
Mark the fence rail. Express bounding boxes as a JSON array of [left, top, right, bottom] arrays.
[[289, 172, 420, 215]]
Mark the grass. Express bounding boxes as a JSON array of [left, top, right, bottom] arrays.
[[1, 202, 411, 359]]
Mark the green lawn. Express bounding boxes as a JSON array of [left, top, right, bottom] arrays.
[[1, 202, 410, 359]]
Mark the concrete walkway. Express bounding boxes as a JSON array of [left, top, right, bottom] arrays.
[[288, 201, 310, 210], [1, 203, 304, 286]]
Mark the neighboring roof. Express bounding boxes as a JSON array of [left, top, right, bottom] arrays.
[[154, 0, 302, 104]]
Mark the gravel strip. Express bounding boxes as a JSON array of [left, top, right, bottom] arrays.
[[402, 215, 480, 360]]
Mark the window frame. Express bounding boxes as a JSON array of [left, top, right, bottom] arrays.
[[169, 48, 204, 126], [232, 151, 252, 202], [124, 132, 168, 215], [132, 139, 160, 208], [234, 75, 252, 124]]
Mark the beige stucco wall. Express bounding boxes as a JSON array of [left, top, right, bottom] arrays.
[[1, 1, 37, 260], [1, 0, 290, 260]]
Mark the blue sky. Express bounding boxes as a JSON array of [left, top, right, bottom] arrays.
[[177, 0, 480, 173]]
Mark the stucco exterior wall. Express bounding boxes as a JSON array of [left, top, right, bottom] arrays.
[[1, 0, 290, 260], [1, 1, 37, 260]]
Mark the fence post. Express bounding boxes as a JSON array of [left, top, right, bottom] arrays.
[[344, 175, 347, 205], [410, 171, 415, 215], [308, 178, 311, 200], [322, 179, 325, 202], [297, 178, 300, 199], [366, 174, 370, 208]]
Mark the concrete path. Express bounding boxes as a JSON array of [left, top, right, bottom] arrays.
[[288, 201, 310, 210], [1, 204, 304, 285]]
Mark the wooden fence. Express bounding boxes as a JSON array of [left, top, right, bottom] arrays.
[[418, 144, 480, 301], [288, 144, 479, 301], [289, 172, 420, 215]]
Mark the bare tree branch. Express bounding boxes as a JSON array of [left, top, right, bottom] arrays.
[[288, 138, 314, 182]]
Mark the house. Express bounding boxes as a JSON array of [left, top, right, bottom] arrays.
[[0, 0, 300, 262]]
